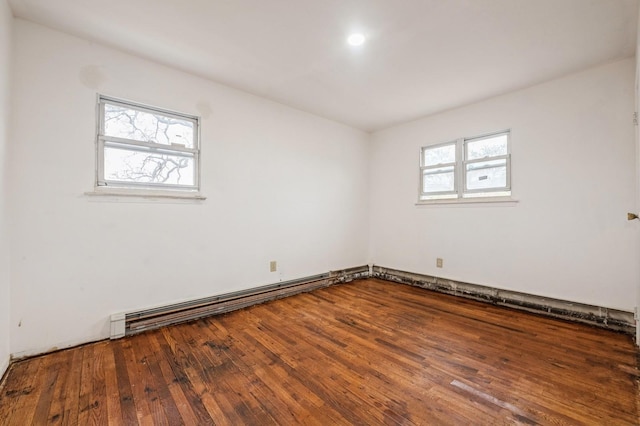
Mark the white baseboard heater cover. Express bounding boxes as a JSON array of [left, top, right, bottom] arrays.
[[110, 313, 126, 339], [110, 266, 369, 338]]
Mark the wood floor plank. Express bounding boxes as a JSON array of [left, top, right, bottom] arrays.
[[76, 344, 97, 425], [44, 350, 74, 424], [202, 317, 341, 425], [60, 344, 84, 426], [0, 357, 43, 424], [172, 322, 255, 425], [120, 338, 155, 425], [200, 318, 309, 424], [103, 341, 125, 425], [246, 306, 424, 424], [154, 329, 215, 425], [146, 331, 201, 425], [30, 357, 59, 424], [88, 342, 109, 425], [159, 326, 226, 422], [1, 278, 638, 424], [276, 293, 502, 424], [127, 334, 172, 426], [181, 321, 278, 425], [112, 339, 141, 425], [229, 314, 370, 421]]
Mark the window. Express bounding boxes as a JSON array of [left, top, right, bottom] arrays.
[[420, 130, 510, 201], [96, 95, 200, 192]]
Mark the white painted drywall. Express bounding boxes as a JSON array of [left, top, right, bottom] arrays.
[[8, 20, 370, 357], [0, 0, 12, 377], [369, 58, 639, 311], [6, 16, 639, 359]]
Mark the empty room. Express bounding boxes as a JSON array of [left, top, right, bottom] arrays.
[[1, 0, 640, 424]]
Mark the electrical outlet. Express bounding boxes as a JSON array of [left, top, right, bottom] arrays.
[[270, 261, 277, 272], [436, 258, 443, 268]]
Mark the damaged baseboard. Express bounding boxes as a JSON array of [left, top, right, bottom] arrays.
[[371, 266, 635, 334], [113, 265, 370, 337]]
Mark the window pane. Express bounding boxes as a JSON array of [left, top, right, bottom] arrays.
[[104, 146, 195, 186], [423, 166, 454, 193], [104, 103, 194, 148], [466, 159, 506, 190], [424, 144, 455, 166], [466, 134, 507, 160]]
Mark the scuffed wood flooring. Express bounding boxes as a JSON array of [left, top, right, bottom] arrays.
[[0, 278, 638, 424]]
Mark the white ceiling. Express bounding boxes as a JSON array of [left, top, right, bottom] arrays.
[[8, 0, 639, 132]]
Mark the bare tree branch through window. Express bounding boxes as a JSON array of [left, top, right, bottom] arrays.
[[97, 97, 199, 190]]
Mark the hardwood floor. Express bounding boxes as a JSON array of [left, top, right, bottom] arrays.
[[0, 278, 638, 425]]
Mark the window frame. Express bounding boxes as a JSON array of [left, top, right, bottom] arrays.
[[419, 140, 459, 198], [95, 95, 201, 193], [419, 130, 511, 201]]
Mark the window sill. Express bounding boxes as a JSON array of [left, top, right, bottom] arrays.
[[85, 189, 206, 201], [416, 196, 518, 206]]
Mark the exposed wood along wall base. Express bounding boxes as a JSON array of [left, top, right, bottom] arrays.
[[372, 265, 636, 334], [0, 279, 638, 424]]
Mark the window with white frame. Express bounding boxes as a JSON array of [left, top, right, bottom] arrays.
[[96, 95, 200, 192], [420, 130, 510, 201]]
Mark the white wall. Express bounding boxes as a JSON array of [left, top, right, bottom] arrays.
[[8, 19, 370, 357], [370, 58, 639, 311], [6, 17, 638, 360], [0, 0, 12, 376]]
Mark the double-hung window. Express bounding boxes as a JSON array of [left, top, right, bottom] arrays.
[[96, 95, 200, 192], [420, 141, 458, 198], [420, 130, 510, 201]]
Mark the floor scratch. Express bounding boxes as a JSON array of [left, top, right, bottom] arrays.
[[450, 379, 531, 421]]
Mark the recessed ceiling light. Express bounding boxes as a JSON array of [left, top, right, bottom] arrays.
[[347, 33, 366, 46]]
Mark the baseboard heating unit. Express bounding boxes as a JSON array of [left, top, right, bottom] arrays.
[[110, 264, 635, 339], [110, 265, 370, 338], [371, 265, 636, 334]]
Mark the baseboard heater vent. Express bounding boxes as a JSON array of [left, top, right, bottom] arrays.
[[372, 265, 635, 334], [111, 265, 370, 338]]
